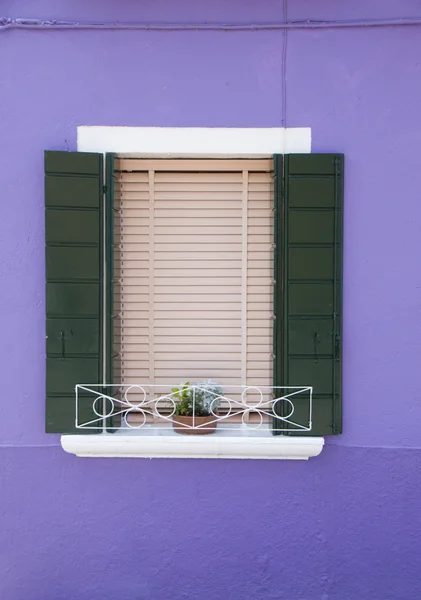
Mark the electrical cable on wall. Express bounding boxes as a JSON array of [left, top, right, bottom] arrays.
[[1, 16, 421, 32]]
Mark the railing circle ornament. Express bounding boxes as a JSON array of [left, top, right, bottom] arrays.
[[155, 395, 176, 419], [242, 409, 264, 429], [124, 385, 147, 408], [241, 386, 265, 408], [123, 407, 147, 429], [92, 395, 115, 418], [273, 397, 295, 420], [210, 395, 230, 418]]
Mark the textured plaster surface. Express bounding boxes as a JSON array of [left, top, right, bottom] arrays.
[[1, 0, 421, 598], [1, 446, 421, 600]]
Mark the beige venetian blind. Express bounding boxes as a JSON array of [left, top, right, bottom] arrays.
[[114, 158, 273, 422]]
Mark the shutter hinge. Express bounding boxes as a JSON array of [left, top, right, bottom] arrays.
[[332, 423, 341, 435], [103, 185, 108, 194], [59, 331, 65, 360], [313, 332, 320, 363], [334, 333, 341, 362]]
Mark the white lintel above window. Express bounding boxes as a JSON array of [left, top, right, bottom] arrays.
[[77, 126, 311, 157]]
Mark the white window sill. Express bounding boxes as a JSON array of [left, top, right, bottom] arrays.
[[61, 431, 324, 460]]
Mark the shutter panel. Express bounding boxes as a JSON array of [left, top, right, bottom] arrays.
[[274, 154, 343, 435], [45, 151, 107, 433]]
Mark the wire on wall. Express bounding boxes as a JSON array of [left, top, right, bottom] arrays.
[[281, 0, 288, 127], [1, 17, 421, 32]]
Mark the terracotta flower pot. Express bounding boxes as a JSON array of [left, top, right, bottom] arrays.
[[172, 414, 217, 435]]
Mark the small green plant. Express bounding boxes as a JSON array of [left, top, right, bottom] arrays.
[[172, 380, 223, 416], [171, 382, 195, 416]]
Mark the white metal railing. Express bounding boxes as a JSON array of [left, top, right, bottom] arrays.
[[75, 384, 313, 433]]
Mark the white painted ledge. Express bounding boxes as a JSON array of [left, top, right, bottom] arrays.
[[61, 434, 324, 460]]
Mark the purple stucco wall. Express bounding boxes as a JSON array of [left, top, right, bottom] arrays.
[[1, 1, 421, 598]]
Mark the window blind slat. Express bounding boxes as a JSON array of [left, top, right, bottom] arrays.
[[116, 158, 272, 172]]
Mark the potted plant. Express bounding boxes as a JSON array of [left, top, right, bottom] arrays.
[[171, 380, 223, 435]]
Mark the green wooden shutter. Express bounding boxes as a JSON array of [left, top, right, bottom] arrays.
[[45, 151, 112, 433], [274, 154, 343, 435]]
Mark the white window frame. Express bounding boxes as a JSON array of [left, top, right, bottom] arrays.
[[61, 126, 324, 460]]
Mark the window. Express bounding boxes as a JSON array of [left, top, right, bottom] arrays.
[[45, 150, 343, 440], [114, 158, 274, 427]]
